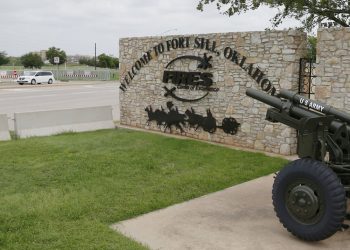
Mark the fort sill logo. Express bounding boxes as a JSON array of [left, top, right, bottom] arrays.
[[162, 53, 218, 102], [145, 51, 240, 135], [120, 36, 278, 134]]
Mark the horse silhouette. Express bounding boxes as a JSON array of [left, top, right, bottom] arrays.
[[185, 108, 205, 131], [145, 102, 186, 132], [146, 104, 239, 135], [145, 106, 167, 127]]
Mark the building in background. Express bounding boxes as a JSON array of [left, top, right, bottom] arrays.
[[67, 55, 93, 64]]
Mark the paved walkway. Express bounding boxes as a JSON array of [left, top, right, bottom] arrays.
[[112, 175, 350, 250]]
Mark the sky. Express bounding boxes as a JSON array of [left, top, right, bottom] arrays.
[[0, 0, 301, 57]]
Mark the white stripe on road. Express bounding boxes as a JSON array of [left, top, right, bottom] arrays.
[[0, 89, 117, 101], [0, 91, 116, 100], [4, 87, 115, 92]]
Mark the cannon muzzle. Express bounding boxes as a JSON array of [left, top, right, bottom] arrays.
[[246, 88, 283, 110]]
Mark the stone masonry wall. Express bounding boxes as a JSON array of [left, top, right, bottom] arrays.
[[315, 27, 350, 112], [119, 30, 307, 155]]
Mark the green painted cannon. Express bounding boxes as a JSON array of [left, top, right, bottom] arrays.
[[246, 88, 350, 241]]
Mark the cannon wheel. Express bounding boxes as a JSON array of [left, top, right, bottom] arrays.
[[272, 158, 347, 241]]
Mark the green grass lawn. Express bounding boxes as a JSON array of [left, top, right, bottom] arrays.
[[0, 128, 287, 250]]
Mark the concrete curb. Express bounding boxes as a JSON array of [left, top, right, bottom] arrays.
[[116, 124, 298, 161]]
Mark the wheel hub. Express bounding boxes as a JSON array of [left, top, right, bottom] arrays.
[[287, 185, 319, 222]]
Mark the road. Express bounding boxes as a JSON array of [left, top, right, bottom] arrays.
[[0, 82, 119, 130]]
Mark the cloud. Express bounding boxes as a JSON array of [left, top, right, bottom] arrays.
[[0, 0, 301, 57]]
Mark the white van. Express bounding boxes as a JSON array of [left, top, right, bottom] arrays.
[[17, 71, 55, 85]]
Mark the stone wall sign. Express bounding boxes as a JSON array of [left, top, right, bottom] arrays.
[[120, 36, 276, 96], [119, 30, 307, 155]]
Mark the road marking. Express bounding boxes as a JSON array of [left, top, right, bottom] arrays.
[[0, 94, 60, 100], [6, 89, 28, 92], [2, 88, 110, 94], [0, 90, 117, 100]]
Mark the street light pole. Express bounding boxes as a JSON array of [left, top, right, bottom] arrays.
[[94, 43, 97, 70]]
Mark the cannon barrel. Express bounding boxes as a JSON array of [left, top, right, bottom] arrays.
[[246, 88, 350, 135], [246, 88, 319, 119], [279, 89, 350, 125], [246, 88, 283, 110]]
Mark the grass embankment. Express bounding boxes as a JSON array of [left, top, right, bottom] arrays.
[[0, 129, 287, 249]]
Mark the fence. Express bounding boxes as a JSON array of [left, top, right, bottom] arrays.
[[298, 58, 316, 98], [51, 70, 112, 81], [0, 69, 116, 81]]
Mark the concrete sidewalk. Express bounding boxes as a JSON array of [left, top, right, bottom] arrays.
[[112, 175, 350, 250]]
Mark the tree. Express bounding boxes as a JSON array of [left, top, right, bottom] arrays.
[[197, 0, 350, 31], [0, 51, 10, 66], [79, 57, 95, 67], [97, 54, 117, 68], [79, 54, 119, 69], [9, 57, 22, 66], [46, 47, 67, 65], [307, 36, 317, 61], [20, 53, 44, 69], [112, 57, 119, 69]]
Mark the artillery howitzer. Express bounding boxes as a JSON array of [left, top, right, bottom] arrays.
[[246, 88, 350, 241]]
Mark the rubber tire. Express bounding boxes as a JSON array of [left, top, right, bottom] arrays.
[[48, 79, 53, 84], [31, 79, 36, 85], [272, 158, 347, 241]]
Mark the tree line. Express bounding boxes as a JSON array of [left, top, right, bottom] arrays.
[[3, 0, 348, 69], [197, 0, 350, 32], [78, 54, 119, 69], [0, 47, 119, 69], [2, 2, 348, 68], [195, 1, 350, 62]]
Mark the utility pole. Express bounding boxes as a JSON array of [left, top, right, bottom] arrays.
[[94, 43, 97, 70]]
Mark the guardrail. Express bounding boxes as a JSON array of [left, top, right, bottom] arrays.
[[14, 106, 115, 138], [51, 70, 112, 81]]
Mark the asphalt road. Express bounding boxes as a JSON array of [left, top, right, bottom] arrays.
[[0, 81, 119, 130]]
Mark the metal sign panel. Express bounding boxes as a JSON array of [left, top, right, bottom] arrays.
[[54, 57, 60, 64]]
